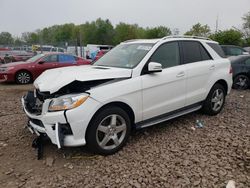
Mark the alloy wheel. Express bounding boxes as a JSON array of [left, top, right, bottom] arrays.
[[17, 72, 31, 84], [211, 89, 224, 112], [235, 76, 248, 89], [96, 114, 127, 150]]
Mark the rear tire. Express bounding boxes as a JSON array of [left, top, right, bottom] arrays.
[[232, 74, 249, 90], [202, 83, 226, 116], [86, 106, 131, 155], [15, 71, 32, 84]]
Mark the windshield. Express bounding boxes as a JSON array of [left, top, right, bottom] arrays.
[[94, 43, 154, 68], [26, 54, 45, 62]]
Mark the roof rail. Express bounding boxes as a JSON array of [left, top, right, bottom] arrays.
[[122, 39, 141, 43], [162, 35, 212, 41]]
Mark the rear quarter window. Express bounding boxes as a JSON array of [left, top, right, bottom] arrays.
[[207, 43, 226, 58]]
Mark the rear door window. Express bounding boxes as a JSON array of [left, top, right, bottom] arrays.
[[58, 54, 76, 63], [181, 41, 212, 64]]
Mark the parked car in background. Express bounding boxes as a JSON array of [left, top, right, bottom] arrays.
[[230, 55, 250, 90], [0, 50, 34, 64], [50, 47, 65, 53], [85, 44, 113, 60], [32, 45, 54, 54], [22, 36, 232, 155], [93, 50, 109, 61], [0, 53, 91, 84], [244, 47, 250, 53], [221, 45, 249, 57]]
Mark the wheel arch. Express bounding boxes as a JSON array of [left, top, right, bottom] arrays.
[[213, 79, 228, 94], [87, 101, 136, 132], [233, 72, 250, 80], [15, 69, 33, 82]]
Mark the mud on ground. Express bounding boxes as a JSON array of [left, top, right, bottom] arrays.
[[0, 83, 249, 188]]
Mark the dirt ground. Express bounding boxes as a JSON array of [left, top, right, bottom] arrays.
[[0, 83, 249, 188]]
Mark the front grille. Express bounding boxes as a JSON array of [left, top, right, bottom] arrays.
[[24, 91, 43, 115], [29, 118, 44, 128]]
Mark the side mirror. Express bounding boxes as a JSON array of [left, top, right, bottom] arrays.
[[38, 60, 45, 64], [242, 52, 249, 55], [148, 62, 162, 73]]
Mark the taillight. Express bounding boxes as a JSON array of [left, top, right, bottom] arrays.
[[229, 66, 233, 74]]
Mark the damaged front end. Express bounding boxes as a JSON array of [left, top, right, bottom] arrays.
[[22, 79, 118, 159]]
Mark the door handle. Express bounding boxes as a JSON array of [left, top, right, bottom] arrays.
[[176, 71, 185, 77], [209, 65, 215, 70]]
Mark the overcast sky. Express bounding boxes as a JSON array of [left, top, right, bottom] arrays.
[[0, 0, 249, 37]]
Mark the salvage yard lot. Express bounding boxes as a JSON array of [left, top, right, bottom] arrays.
[[0, 84, 249, 187]]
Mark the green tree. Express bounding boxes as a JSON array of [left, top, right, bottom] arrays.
[[242, 11, 250, 37], [145, 26, 171, 39], [0, 32, 13, 45], [21, 32, 39, 44], [185, 23, 211, 37], [242, 11, 250, 45], [14, 37, 25, 46], [94, 18, 114, 44], [209, 29, 243, 45], [113, 23, 144, 44]]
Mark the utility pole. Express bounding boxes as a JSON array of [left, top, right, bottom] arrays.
[[215, 15, 219, 33], [79, 31, 83, 58], [173, 28, 180, 36]]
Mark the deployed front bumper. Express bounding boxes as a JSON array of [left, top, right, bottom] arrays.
[[21, 92, 100, 148]]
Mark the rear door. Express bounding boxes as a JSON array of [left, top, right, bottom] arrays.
[[244, 58, 250, 78], [180, 41, 214, 106]]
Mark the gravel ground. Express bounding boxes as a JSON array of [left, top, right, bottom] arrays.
[[0, 84, 249, 188]]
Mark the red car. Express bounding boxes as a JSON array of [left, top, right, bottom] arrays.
[[0, 53, 91, 84]]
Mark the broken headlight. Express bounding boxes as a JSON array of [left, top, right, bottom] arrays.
[[48, 94, 89, 112]]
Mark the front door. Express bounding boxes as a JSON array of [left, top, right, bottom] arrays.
[[141, 42, 186, 120]]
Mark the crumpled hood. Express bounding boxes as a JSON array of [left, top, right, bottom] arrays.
[[34, 65, 132, 93]]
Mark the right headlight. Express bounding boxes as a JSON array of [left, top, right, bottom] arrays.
[[0, 67, 15, 72], [48, 94, 89, 112]]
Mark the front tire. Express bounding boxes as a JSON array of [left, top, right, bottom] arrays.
[[232, 74, 249, 90], [202, 83, 226, 116], [15, 71, 32, 84], [86, 106, 131, 155]]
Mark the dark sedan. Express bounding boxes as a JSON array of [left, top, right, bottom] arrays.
[[231, 55, 250, 89]]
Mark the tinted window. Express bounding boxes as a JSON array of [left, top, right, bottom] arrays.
[[58, 54, 76, 63], [208, 43, 226, 58], [228, 47, 243, 56], [42, 55, 57, 62], [182, 41, 202, 64], [150, 42, 180, 68], [199, 44, 212, 60]]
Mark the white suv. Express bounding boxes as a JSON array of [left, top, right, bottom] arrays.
[[22, 36, 232, 155]]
